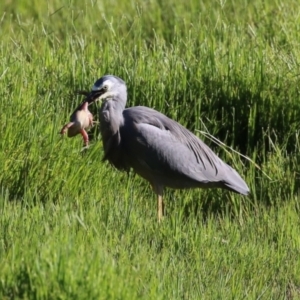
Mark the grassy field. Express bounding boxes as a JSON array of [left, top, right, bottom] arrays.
[[1, 0, 300, 298]]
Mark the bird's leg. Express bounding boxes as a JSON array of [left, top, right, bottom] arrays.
[[157, 194, 165, 223], [152, 184, 164, 222]]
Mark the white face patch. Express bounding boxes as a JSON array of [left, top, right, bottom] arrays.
[[92, 79, 114, 91]]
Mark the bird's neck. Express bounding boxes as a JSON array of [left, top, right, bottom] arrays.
[[100, 97, 126, 130], [107, 95, 126, 111]]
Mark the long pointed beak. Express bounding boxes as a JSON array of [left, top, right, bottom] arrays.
[[74, 88, 104, 111], [85, 90, 104, 104]]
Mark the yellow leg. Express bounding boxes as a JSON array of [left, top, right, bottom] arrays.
[[151, 183, 164, 222], [157, 194, 164, 222]]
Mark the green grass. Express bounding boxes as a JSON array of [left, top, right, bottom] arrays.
[[1, 0, 300, 298]]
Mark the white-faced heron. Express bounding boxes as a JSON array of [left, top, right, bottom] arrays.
[[78, 75, 249, 221]]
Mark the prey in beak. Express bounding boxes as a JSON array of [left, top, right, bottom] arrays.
[[59, 82, 110, 148], [60, 99, 94, 147]]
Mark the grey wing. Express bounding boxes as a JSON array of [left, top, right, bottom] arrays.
[[122, 107, 249, 195]]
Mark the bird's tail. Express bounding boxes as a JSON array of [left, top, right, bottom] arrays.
[[223, 167, 250, 196]]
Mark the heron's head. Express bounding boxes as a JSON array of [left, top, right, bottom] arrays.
[[85, 75, 127, 105]]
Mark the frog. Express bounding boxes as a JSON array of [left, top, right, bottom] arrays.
[[60, 101, 94, 147]]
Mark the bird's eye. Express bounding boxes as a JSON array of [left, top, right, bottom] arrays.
[[103, 85, 108, 91]]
